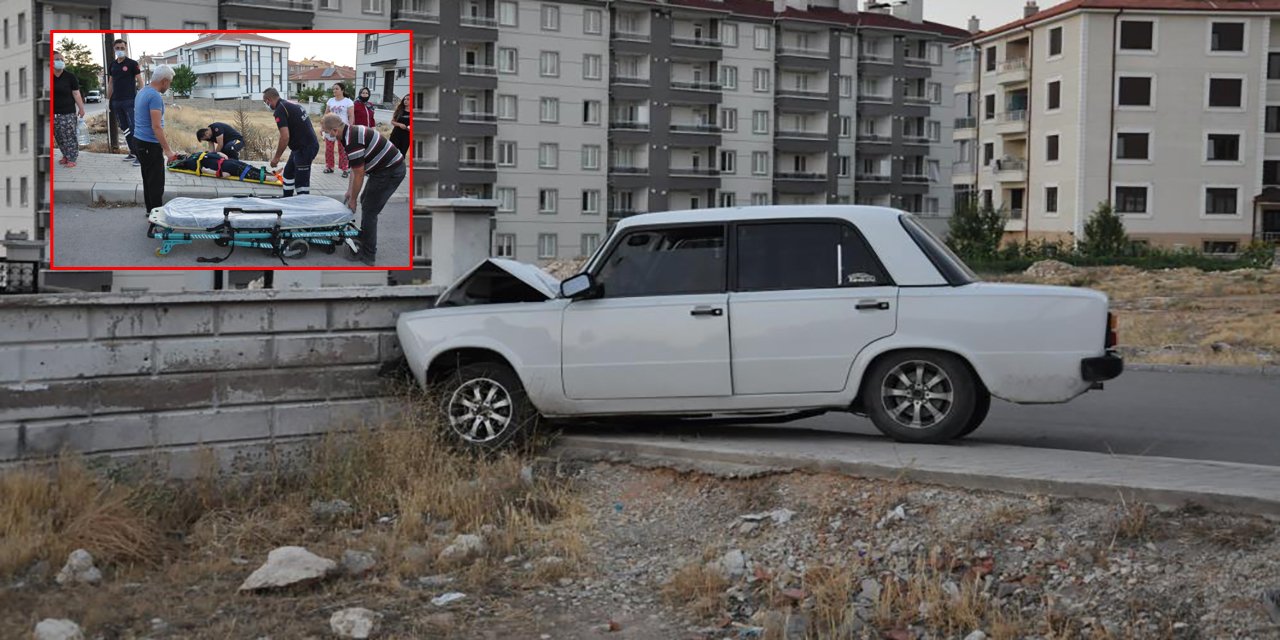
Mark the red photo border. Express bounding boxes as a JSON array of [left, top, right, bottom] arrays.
[[47, 29, 415, 272]]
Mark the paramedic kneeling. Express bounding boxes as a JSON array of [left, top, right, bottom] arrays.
[[196, 122, 245, 159], [134, 65, 177, 218], [319, 113, 405, 266], [263, 87, 319, 197]]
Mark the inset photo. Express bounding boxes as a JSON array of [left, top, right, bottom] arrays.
[[46, 30, 413, 269]]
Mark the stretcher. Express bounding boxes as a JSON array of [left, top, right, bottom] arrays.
[[166, 151, 284, 187], [146, 194, 360, 265]]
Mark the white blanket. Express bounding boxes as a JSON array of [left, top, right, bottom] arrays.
[[149, 195, 355, 230]]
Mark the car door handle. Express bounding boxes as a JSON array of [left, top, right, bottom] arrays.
[[690, 306, 724, 317], [856, 301, 891, 311]]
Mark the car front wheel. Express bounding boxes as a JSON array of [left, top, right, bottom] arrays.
[[435, 361, 539, 452], [863, 350, 977, 444]]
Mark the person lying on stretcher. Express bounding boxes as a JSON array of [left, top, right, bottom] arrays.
[[166, 151, 281, 184]]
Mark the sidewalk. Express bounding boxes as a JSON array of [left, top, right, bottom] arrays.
[[52, 151, 410, 205]]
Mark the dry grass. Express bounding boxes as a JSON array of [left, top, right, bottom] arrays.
[[1108, 497, 1163, 544], [868, 555, 1028, 639], [663, 561, 730, 617]]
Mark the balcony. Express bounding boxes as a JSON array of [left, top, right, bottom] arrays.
[[609, 121, 649, 131], [610, 74, 649, 86], [417, 62, 440, 73], [856, 133, 891, 144], [857, 92, 892, 104], [776, 129, 827, 139], [190, 59, 242, 74], [221, 0, 313, 9], [954, 116, 976, 130], [902, 174, 930, 183], [993, 157, 1027, 182], [996, 58, 1028, 85], [859, 52, 893, 64], [609, 208, 639, 218], [418, 159, 440, 169], [903, 56, 932, 67], [670, 123, 722, 134], [856, 173, 891, 183], [777, 88, 828, 99], [775, 171, 826, 181], [459, 111, 497, 123], [417, 111, 440, 121], [670, 167, 720, 176], [996, 110, 1028, 136], [903, 93, 932, 105], [671, 35, 721, 48], [459, 159, 497, 170], [219, 0, 315, 27], [392, 3, 439, 23], [670, 80, 721, 92], [777, 46, 828, 59], [609, 165, 648, 174], [460, 15, 497, 28], [460, 64, 497, 76], [613, 30, 651, 42]]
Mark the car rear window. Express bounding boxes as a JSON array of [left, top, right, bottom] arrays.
[[899, 215, 979, 286]]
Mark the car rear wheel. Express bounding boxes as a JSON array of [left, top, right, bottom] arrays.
[[863, 351, 977, 444], [435, 361, 539, 452], [954, 390, 991, 439]]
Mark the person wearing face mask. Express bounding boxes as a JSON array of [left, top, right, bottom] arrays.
[[352, 86, 376, 129], [133, 65, 179, 218], [105, 38, 142, 167], [323, 83, 353, 177], [263, 87, 319, 197], [51, 51, 86, 168]]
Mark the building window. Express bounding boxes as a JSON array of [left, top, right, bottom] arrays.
[[495, 233, 516, 257], [1203, 241, 1238, 254], [753, 68, 770, 92], [1205, 187, 1239, 215], [837, 75, 853, 98], [985, 46, 996, 72], [1206, 133, 1241, 162], [1119, 20, 1155, 51], [1268, 106, 1280, 133], [19, 176, 26, 207], [541, 4, 560, 31], [1208, 77, 1243, 108], [584, 8, 603, 34], [182, 21, 208, 29], [721, 108, 738, 132], [498, 48, 517, 74], [841, 35, 854, 58], [754, 26, 771, 50], [1045, 134, 1060, 162], [1045, 186, 1059, 213], [582, 189, 600, 214], [752, 110, 769, 134], [498, 94, 518, 120], [1270, 53, 1280, 80], [498, 1, 518, 27], [1117, 76, 1153, 107], [540, 51, 560, 77], [721, 23, 739, 47], [1115, 186, 1149, 215], [583, 54, 602, 80], [581, 233, 601, 257], [497, 187, 516, 212], [540, 97, 559, 123], [1266, 160, 1280, 186], [1210, 22, 1245, 53], [752, 151, 769, 175], [1049, 26, 1063, 57], [838, 155, 851, 177], [1115, 132, 1150, 161], [538, 233, 558, 258], [538, 189, 558, 213], [719, 150, 736, 174], [984, 94, 996, 120], [121, 15, 148, 29], [582, 144, 601, 170], [538, 143, 559, 169], [839, 116, 852, 138], [983, 142, 995, 166], [361, 0, 383, 13], [720, 66, 738, 90], [19, 122, 26, 152], [497, 141, 517, 167], [718, 192, 736, 208], [1046, 80, 1061, 111], [363, 33, 378, 54], [751, 193, 770, 206], [583, 100, 601, 125], [18, 67, 25, 98]]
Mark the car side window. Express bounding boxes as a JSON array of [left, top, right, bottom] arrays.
[[593, 225, 727, 298], [736, 222, 890, 291]]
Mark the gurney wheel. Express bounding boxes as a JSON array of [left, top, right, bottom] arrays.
[[282, 239, 309, 260], [323, 243, 337, 254], [155, 247, 166, 258]]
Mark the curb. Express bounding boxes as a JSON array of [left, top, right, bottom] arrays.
[[1126, 363, 1280, 377], [552, 434, 1280, 519]]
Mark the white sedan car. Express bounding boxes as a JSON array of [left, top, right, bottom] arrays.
[[397, 206, 1123, 450]]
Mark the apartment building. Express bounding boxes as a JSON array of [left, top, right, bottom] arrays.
[[954, 0, 1280, 252], [291, 64, 355, 96], [162, 33, 289, 100], [354, 30, 409, 105]]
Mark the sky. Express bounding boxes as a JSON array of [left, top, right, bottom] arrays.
[[51, 32, 357, 69], [925, 0, 1071, 31]]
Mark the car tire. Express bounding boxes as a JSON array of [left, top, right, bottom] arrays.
[[954, 390, 991, 439], [433, 361, 539, 453], [863, 350, 977, 444]]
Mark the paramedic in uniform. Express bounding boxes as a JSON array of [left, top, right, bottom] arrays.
[[196, 122, 245, 159], [263, 87, 318, 197], [319, 113, 405, 266], [105, 38, 142, 167]]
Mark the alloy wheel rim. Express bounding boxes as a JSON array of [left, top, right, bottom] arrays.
[[880, 361, 954, 429], [447, 377, 514, 443]]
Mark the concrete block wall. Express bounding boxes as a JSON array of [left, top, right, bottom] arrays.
[[0, 285, 441, 473]]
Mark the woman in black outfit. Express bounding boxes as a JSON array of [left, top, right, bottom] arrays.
[[389, 94, 411, 158]]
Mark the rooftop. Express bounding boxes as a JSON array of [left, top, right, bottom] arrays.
[[964, 0, 1280, 43]]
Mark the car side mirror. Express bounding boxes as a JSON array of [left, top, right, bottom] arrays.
[[560, 273, 595, 299]]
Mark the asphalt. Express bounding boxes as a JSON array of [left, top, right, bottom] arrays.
[[562, 370, 1280, 467]]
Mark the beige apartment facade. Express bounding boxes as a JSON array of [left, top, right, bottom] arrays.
[[955, 0, 1280, 253]]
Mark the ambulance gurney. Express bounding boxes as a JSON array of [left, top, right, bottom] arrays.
[[146, 194, 360, 265], [165, 151, 284, 187]]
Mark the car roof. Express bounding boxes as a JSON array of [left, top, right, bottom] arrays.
[[613, 205, 906, 230]]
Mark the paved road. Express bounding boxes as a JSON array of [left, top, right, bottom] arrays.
[[566, 370, 1280, 467], [50, 200, 412, 268]]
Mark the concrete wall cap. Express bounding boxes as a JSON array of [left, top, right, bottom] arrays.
[[0, 285, 442, 309]]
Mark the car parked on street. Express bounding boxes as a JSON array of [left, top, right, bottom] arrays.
[[397, 206, 1123, 450], [85, 90, 101, 103]]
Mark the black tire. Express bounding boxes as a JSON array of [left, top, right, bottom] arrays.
[[433, 361, 539, 453], [863, 350, 977, 444], [954, 390, 991, 439], [282, 239, 308, 260], [323, 242, 338, 254]]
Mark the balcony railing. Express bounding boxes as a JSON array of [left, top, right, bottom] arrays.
[[670, 123, 721, 133], [459, 159, 497, 170], [776, 130, 827, 139], [857, 92, 892, 103], [670, 80, 722, 92], [671, 36, 721, 48], [777, 88, 828, 98], [609, 166, 648, 174], [220, 0, 315, 10], [460, 64, 497, 76], [1009, 208, 1025, 220], [998, 58, 1027, 73], [856, 173, 891, 182], [903, 56, 933, 67], [1261, 231, 1280, 242], [612, 30, 651, 42], [418, 62, 440, 73], [902, 134, 933, 144], [856, 134, 890, 143], [460, 15, 498, 28], [859, 52, 892, 64], [993, 157, 1027, 172], [903, 94, 933, 105], [419, 159, 440, 169], [459, 112, 497, 123], [609, 121, 649, 130], [902, 174, 930, 183], [775, 171, 827, 181], [953, 162, 975, 176], [999, 110, 1028, 123], [777, 46, 828, 58], [393, 6, 439, 22], [610, 74, 649, 85], [418, 111, 440, 120], [955, 116, 977, 129], [670, 167, 721, 176]]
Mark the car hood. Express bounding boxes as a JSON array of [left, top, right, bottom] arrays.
[[434, 258, 562, 307]]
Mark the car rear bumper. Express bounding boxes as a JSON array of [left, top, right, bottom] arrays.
[[1081, 351, 1124, 383]]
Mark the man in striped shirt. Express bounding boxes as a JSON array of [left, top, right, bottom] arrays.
[[320, 113, 406, 266]]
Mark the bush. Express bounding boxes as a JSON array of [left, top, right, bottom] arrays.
[[1080, 201, 1129, 258], [946, 197, 1006, 261]]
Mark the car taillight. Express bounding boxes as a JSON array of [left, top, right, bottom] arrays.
[[1106, 312, 1118, 349]]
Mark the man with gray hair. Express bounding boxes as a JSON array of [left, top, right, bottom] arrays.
[[133, 64, 178, 217], [319, 112, 404, 265]]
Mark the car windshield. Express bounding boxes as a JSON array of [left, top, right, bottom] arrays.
[[899, 215, 979, 286]]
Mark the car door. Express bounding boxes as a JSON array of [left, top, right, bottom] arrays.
[[728, 220, 897, 395], [562, 224, 732, 400]]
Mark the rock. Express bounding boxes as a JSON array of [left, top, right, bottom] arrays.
[[402, 545, 430, 566], [739, 521, 759, 535], [1261, 588, 1280, 624], [769, 508, 795, 525], [431, 591, 467, 606], [310, 499, 355, 522], [876, 505, 907, 529], [341, 550, 377, 577], [329, 607, 381, 639], [418, 574, 454, 588], [859, 578, 882, 603], [238, 546, 337, 591], [439, 534, 486, 562], [423, 612, 456, 628], [55, 549, 102, 586], [150, 618, 170, 634], [964, 632, 988, 640], [520, 465, 535, 485], [34, 619, 84, 640], [1024, 260, 1084, 280], [716, 549, 749, 580], [1210, 342, 1232, 353]]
